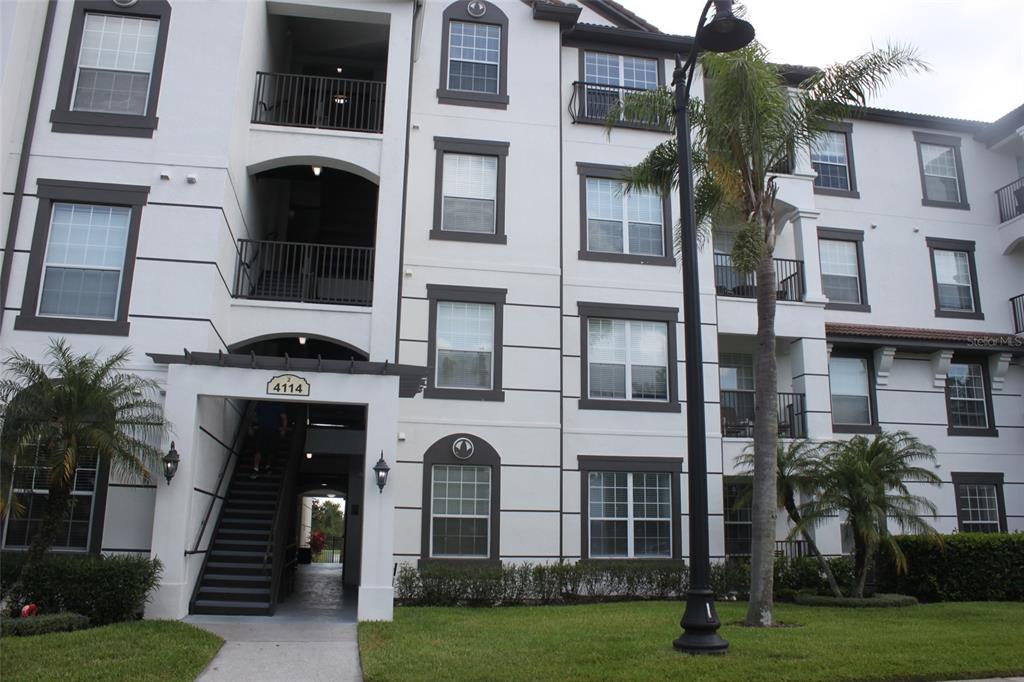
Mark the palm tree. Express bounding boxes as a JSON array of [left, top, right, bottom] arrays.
[[798, 431, 941, 597], [608, 42, 927, 625], [735, 439, 842, 597], [0, 339, 166, 564]]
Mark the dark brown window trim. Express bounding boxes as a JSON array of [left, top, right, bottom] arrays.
[[925, 237, 984, 320], [50, 0, 172, 138], [436, 1, 509, 110], [15, 179, 149, 336], [828, 348, 881, 434], [431, 137, 509, 244], [425, 284, 506, 401], [578, 455, 683, 561], [944, 354, 998, 437], [812, 122, 860, 199], [913, 131, 970, 210], [577, 301, 681, 412], [574, 48, 667, 132], [817, 227, 870, 312], [577, 163, 675, 266], [950, 472, 1007, 532], [419, 433, 501, 561]]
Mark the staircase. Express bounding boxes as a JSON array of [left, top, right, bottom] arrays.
[[190, 446, 289, 616]]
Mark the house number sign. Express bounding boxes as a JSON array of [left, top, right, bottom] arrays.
[[266, 374, 311, 396]]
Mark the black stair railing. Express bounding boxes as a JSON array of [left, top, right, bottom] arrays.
[[251, 72, 386, 133], [234, 239, 375, 307], [714, 253, 805, 302]]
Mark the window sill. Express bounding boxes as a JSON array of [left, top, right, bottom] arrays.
[[832, 423, 881, 435], [813, 187, 860, 199], [424, 386, 505, 402], [921, 198, 971, 211], [430, 229, 507, 244], [825, 302, 871, 313], [935, 309, 984, 320], [947, 427, 999, 438], [577, 250, 676, 267], [50, 109, 157, 138], [14, 314, 130, 336], [436, 89, 509, 110], [578, 398, 681, 413]]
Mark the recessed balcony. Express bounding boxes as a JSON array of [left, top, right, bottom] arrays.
[[713, 253, 806, 302], [252, 72, 385, 134], [721, 390, 808, 439]]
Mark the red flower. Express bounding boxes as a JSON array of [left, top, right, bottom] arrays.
[[309, 530, 327, 553], [21, 603, 38, 618]]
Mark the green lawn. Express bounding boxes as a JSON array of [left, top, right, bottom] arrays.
[[359, 601, 1024, 682], [1, 620, 222, 682]]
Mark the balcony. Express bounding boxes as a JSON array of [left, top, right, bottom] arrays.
[[714, 254, 805, 302], [251, 72, 385, 134], [1012, 294, 1024, 335], [568, 81, 669, 131], [996, 176, 1024, 223], [721, 390, 807, 439], [234, 239, 374, 307]]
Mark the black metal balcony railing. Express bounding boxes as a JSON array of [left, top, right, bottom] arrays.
[[721, 390, 807, 439], [714, 253, 805, 302], [251, 72, 385, 133], [234, 239, 374, 306], [995, 176, 1024, 223], [1012, 293, 1024, 335], [725, 539, 810, 559], [568, 81, 670, 131]]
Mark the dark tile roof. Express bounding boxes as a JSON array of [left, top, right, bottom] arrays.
[[826, 323, 1023, 353]]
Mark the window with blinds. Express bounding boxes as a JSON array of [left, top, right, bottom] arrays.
[[811, 131, 852, 191], [818, 238, 862, 304], [585, 178, 664, 257], [920, 143, 961, 203], [932, 249, 975, 312], [442, 153, 498, 234], [829, 355, 872, 426], [946, 363, 989, 429], [587, 318, 668, 402], [436, 301, 495, 390]]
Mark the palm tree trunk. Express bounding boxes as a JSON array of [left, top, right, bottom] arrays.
[[852, 533, 873, 598], [26, 482, 72, 566], [783, 496, 843, 598], [854, 541, 875, 598], [745, 250, 779, 627]]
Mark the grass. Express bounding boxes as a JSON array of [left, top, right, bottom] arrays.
[[1, 620, 223, 682], [359, 601, 1024, 682]]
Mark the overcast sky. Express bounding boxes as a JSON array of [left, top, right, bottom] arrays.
[[625, 0, 1024, 122]]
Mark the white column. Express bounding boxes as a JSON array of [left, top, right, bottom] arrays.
[[790, 337, 832, 440], [790, 210, 826, 305]]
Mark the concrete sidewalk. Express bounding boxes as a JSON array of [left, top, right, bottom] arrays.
[[191, 620, 362, 682]]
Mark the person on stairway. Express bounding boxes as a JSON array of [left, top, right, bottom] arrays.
[[248, 402, 289, 479]]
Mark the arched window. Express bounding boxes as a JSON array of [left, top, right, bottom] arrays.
[[420, 433, 500, 561], [436, 1, 509, 110]]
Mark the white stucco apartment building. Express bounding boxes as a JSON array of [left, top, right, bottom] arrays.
[[1, 0, 1021, 622]]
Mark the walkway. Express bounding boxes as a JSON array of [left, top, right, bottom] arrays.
[[188, 564, 361, 682]]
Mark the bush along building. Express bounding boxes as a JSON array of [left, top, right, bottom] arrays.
[[0, 0, 1021, 621]]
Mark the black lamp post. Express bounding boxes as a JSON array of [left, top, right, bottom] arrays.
[[672, 0, 754, 656]]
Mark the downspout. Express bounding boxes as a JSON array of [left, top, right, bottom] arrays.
[[0, 0, 57, 328]]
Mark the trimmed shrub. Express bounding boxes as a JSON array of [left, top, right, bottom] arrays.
[[0, 552, 28, 601], [795, 593, 917, 608], [876, 533, 1024, 602], [1, 612, 90, 637], [3, 553, 162, 625]]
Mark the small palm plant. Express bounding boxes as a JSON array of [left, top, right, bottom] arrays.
[[798, 431, 941, 597], [735, 440, 843, 597], [0, 339, 166, 565]]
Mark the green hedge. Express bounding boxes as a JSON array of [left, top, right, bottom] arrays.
[[794, 593, 917, 608], [2, 553, 162, 625], [1, 612, 90, 637], [877, 533, 1024, 602]]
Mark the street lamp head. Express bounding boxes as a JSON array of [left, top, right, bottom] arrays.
[[696, 0, 755, 53]]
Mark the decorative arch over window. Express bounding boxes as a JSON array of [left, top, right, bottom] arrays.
[[437, 1, 509, 110], [420, 433, 501, 563]]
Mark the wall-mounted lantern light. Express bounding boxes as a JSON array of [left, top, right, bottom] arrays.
[[373, 451, 390, 493], [162, 442, 180, 485]]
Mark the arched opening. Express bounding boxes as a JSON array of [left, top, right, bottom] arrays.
[[230, 334, 368, 362], [235, 165, 377, 306]]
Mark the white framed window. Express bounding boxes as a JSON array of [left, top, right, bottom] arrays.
[[588, 471, 671, 558], [447, 21, 500, 95], [587, 318, 668, 402], [430, 464, 491, 557], [946, 363, 989, 429], [441, 153, 497, 234], [436, 301, 495, 390], [956, 483, 1000, 533], [3, 445, 99, 551], [586, 178, 664, 257], [582, 52, 658, 121], [932, 249, 975, 312], [811, 131, 851, 191], [920, 142, 962, 204], [818, 238, 862, 304], [38, 202, 131, 320], [72, 13, 160, 116], [829, 355, 872, 426]]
